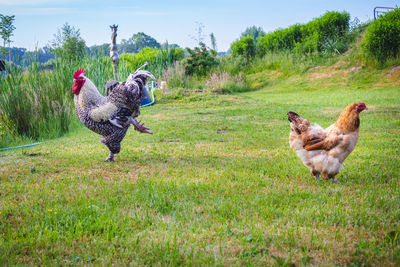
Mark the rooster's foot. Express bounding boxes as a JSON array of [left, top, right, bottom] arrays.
[[130, 117, 153, 134], [105, 152, 115, 162]]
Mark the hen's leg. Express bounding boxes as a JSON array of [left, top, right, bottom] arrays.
[[333, 177, 338, 183], [311, 169, 320, 182]]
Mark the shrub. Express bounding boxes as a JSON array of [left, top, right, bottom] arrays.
[[121, 47, 184, 78], [257, 24, 303, 54], [257, 11, 350, 55], [184, 43, 218, 76], [361, 8, 400, 64], [230, 36, 256, 64], [306, 11, 350, 47]]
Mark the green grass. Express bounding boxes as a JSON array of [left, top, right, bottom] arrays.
[[0, 63, 399, 265]]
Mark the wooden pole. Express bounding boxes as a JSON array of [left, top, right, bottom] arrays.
[[109, 24, 120, 81]]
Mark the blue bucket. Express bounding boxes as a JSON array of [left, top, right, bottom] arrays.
[[141, 87, 153, 106]]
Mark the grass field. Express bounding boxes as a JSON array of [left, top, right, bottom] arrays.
[[0, 64, 399, 265]]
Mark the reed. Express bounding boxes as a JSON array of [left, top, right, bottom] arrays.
[[0, 56, 73, 140], [0, 48, 179, 144]]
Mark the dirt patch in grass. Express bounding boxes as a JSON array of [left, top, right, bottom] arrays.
[[307, 69, 348, 81], [378, 67, 400, 86]]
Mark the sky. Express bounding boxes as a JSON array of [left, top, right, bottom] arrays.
[[0, 0, 398, 52]]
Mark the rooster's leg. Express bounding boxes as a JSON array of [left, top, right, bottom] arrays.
[[104, 152, 115, 162], [333, 177, 338, 183], [101, 131, 126, 162]]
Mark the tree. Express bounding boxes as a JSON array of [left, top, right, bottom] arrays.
[[50, 22, 85, 60], [87, 43, 110, 57], [210, 32, 217, 52], [120, 32, 160, 53], [0, 14, 16, 63], [161, 42, 180, 49], [230, 36, 256, 64], [240, 26, 265, 44]]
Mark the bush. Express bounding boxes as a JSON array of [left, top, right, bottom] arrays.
[[121, 47, 184, 78], [257, 11, 350, 55], [184, 43, 218, 76], [306, 11, 350, 47], [361, 8, 400, 64], [230, 36, 256, 63], [257, 24, 303, 54]]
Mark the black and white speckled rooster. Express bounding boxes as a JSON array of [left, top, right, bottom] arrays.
[[72, 67, 155, 161]]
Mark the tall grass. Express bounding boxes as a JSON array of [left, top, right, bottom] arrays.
[[0, 47, 178, 144], [0, 57, 73, 140], [121, 47, 184, 78]]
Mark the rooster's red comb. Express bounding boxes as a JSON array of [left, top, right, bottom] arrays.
[[74, 69, 86, 79]]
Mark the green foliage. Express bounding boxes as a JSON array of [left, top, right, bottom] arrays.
[[87, 43, 110, 57], [258, 11, 350, 55], [50, 23, 86, 61], [0, 43, 184, 141], [0, 57, 73, 139], [361, 8, 400, 64], [257, 24, 303, 54], [307, 11, 350, 44], [231, 36, 256, 63], [240, 25, 265, 44], [0, 14, 16, 63], [0, 52, 133, 141], [210, 32, 217, 52], [120, 46, 184, 78], [120, 32, 161, 53], [184, 43, 218, 76], [0, 14, 15, 46]]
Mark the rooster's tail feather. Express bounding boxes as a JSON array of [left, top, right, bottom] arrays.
[[126, 68, 156, 98]]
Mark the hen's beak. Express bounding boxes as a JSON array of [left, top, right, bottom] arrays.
[[287, 111, 299, 123]]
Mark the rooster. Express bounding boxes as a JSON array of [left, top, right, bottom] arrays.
[[287, 103, 367, 183], [72, 68, 155, 161]]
